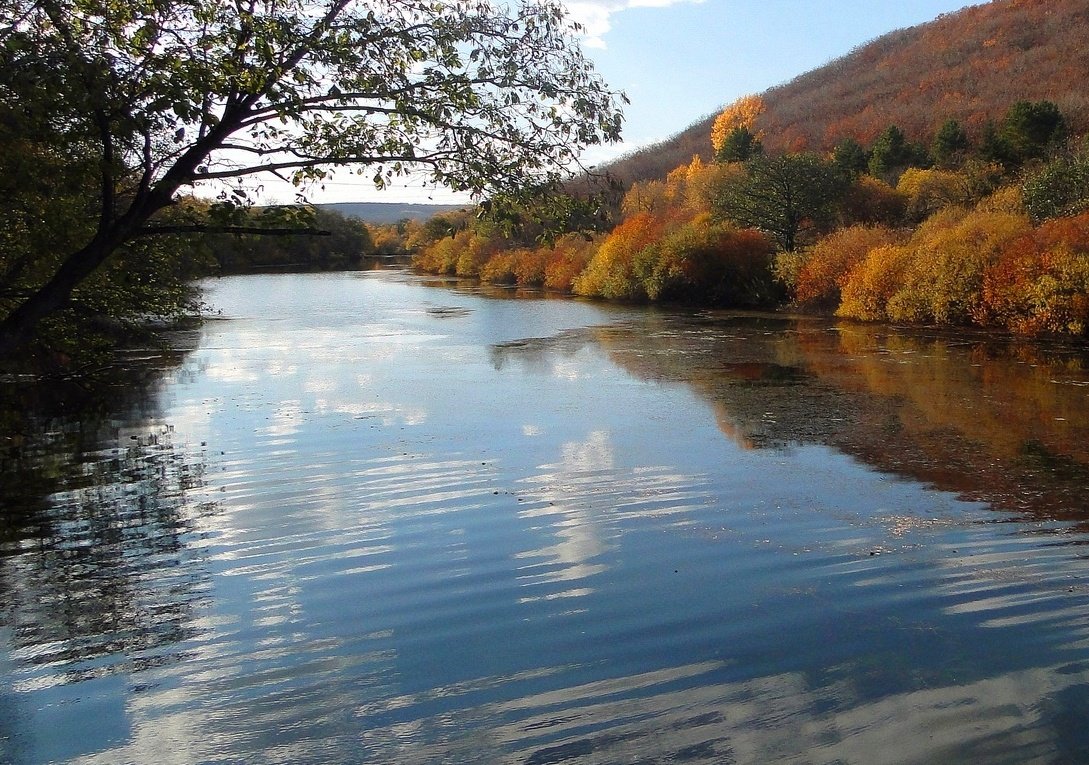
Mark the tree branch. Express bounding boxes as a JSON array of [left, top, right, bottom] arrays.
[[192, 154, 445, 180]]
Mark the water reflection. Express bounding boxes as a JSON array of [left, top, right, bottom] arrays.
[[352, 657, 1089, 764], [4, 271, 1089, 764], [0, 353, 217, 764], [583, 314, 1089, 525]]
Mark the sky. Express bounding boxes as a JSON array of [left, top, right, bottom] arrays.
[[260, 0, 981, 205]]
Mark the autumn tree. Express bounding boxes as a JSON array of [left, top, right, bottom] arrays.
[[0, 0, 626, 354], [711, 153, 849, 252], [710, 95, 765, 157]]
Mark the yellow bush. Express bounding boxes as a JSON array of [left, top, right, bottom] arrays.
[[837, 203, 1032, 325], [896, 167, 969, 222], [975, 184, 1025, 215], [412, 232, 463, 274], [512, 247, 550, 287], [887, 209, 1031, 324], [838, 243, 913, 321], [636, 220, 775, 305], [479, 251, 517, 284], [455, 231, 504, 277]]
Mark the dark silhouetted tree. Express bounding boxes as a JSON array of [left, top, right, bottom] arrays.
[[712, 153, 849, 251]]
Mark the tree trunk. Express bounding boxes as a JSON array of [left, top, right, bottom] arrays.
[[0, 186, 175, 357], [0, 234, 127, 357]]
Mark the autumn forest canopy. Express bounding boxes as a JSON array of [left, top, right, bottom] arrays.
[[409, 0, 1089, 338]]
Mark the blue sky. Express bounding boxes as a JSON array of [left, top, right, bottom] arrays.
[[581, 0, 980, 156], [274, 0, 981, 204]]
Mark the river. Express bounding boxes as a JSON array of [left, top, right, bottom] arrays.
[[3, 269, 1089, 764]]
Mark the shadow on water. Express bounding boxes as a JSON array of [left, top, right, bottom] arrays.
[[0, 342, 217, 763]]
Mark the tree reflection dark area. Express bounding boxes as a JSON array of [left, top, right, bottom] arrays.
[[0, 344, 214, 691]]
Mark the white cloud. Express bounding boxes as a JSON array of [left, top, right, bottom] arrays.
[[565, 0, 702, 48]]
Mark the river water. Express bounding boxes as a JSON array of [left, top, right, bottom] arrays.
[[3, 269, 1089, 764]]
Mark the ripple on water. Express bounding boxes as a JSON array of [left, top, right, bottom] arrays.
[[7, 272, 1089, 764]]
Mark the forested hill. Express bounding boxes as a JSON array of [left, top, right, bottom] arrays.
[[321, 202, 465, 223], [608, 0, 1089, 184]]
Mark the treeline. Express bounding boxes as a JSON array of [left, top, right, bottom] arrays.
[[607, 0, 1089, 186], [411, 95, 1089, 337], [201, 205, 375, 274]]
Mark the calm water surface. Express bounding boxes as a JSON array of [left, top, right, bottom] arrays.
[[3, 269, 1089, 764]]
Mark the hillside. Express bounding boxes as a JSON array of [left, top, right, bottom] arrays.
[[606, 0, 1089, 184], [320, 201, 466, 224]]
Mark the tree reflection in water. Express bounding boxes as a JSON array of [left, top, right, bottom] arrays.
[[0, 349, 217, 760], [5, 272, 1089, 764], [572, 313, 1089, 528]]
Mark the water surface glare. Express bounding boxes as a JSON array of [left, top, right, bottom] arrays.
[[4, 269, 1089, 764]]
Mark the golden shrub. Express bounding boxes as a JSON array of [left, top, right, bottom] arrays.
[[896, 167, 970, 222], [790, 225, 900, 309], [837, 243, 913, 321], [543, 233, 598, 292]]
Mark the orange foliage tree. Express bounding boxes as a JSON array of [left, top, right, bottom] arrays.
[[710, 95, 766, 156], [573, 211, 673, 299], [977, 211, 1089, 335], [787, 225, 901, 309], [544, 233, 599, 292]]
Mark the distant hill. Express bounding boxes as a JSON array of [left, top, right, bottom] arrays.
[[321, 201, 467, 224], [606, 0, 1089, 184]]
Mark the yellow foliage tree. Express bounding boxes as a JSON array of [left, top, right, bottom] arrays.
[[621, 179, 673, 217], [683, 156, 747, 215], [896, 167, 971, 222], [710, 95, 765, 155]]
